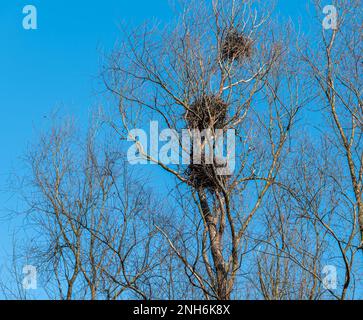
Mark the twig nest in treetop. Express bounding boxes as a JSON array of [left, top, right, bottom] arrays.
[[184, 95, 230, 192], [221, 28, 253, 62], [186, 163, 228, 192], [185, 95, 228, 131]]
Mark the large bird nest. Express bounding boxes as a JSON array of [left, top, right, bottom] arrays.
[[221, 28, 253, 62], [185, 95, 228, 131], [184, 95, 230, 192], [185, 161, 230, 192]]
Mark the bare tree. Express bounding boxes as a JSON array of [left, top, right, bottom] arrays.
[[301, 0, 362, 247], [19, 115, 168, 300], [103, 0, 308, 300], [253, 137, 360, 300], [2, 0, 361, 301]]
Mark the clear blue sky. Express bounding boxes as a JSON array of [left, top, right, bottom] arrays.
[[0, 0, 315, 297]]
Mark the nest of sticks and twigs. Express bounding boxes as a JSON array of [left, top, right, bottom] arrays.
[[184, 95, 230, 192], [185, 95, 228, 131], [185, 161, 230, 192], [221, 28, 253, 62]]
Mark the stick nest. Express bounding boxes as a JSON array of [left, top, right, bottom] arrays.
[[221, 29, 253, 62], [184, 95, 230, 192], [185, 95, 228, 131], [185, 161, 229, 192]]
